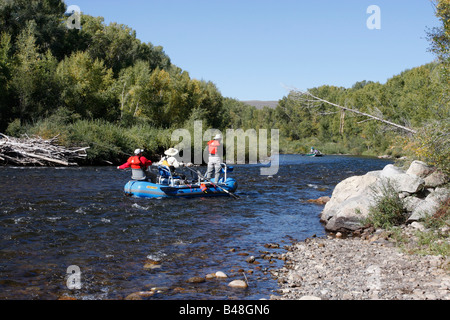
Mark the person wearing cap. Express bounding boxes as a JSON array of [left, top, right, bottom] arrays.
[[206, 134, 223, 183], [117, 148, 154, 181]]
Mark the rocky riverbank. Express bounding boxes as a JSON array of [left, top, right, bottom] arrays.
[[270, 229, 450, 300], [270, 159, 449, 300]]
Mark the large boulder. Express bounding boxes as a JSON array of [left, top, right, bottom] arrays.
[[407, 187, 450, 222], [320, 174, 379, 232], [322, 195, 375, 232], [321, 161, 448, 232], [424, 170, 448, 188], [406, 160, 433, 178], [379, 164, 425, 194]]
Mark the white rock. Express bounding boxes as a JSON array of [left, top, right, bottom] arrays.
[[321, 163, 447, 232], [381, 164, 405, 177], [321, 173, 379, 231], [404, 196, 424, 213], [215, 271, 228, 278], [380, 165, 425, 194], [406, 160, 433, 178], [323, 195, 374, 231], [424, 170, 448, 188], [408, 187, 450, 221], [228, 280, 248, 288], [410, 221, 426, 231], [299, 295, 321, 300]]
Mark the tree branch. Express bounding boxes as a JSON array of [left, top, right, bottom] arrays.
[[291, 90, 418, 134]]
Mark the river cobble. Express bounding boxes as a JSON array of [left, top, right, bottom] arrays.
[[270, 232, 450, 300]]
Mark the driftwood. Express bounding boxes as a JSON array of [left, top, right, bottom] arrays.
[[0, 133, 89, 166], [290, 90, 418, 134]]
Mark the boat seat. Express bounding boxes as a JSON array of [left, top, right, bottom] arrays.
[[158, 165, 184, 184]]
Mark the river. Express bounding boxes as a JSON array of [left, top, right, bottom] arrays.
[[0, 154, 391, 300]]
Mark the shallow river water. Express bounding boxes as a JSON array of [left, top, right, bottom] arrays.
[[0, 154, 391, 300]]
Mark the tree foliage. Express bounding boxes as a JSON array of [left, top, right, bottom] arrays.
[[0, 0, 448, 167], [0, 0, 223, 134], [428, 0, 450, 84]]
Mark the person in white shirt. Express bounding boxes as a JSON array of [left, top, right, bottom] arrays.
[[158, 148, 182, 171]]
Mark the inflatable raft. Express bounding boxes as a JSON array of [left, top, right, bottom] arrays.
[[124, 165, 238, 199]]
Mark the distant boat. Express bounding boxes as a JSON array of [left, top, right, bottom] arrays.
[[305, 152, 323, 157], [306, 148, 323, 157]]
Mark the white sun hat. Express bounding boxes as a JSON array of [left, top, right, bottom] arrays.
[[214, 134, 222, 140], [164, 148, 179, 156], [134, 148, 144, 155]]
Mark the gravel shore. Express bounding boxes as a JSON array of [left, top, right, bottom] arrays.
[[270, 231, 450, 300]]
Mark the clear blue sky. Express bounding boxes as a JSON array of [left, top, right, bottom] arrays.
[[65, 0, 440, 101]]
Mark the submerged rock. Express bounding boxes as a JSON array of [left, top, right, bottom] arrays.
[[186, 276, 206, 283], [307, 196, 331, 205]]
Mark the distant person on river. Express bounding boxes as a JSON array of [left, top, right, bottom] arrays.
[[311, 147, 320, 155], [117, 148, 156, 182]]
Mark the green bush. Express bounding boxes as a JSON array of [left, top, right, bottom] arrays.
[[364, 179, 407, 229]]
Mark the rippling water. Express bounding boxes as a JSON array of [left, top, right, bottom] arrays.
[[0, 155, 391, 300]]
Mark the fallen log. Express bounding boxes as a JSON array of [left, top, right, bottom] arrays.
[[0, 133, 89, 166]]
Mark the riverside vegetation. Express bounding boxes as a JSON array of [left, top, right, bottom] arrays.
[[0, 0, 449, 173]]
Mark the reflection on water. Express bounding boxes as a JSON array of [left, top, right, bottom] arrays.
[[0, 155, 391, 299]]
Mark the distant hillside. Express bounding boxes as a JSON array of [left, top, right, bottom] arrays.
[[242, 100, 279, 109]]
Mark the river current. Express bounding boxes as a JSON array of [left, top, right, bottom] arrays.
[[0, 154, 391, 300]]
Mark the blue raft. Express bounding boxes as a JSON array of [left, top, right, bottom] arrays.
[[123, 165, 238, 199]]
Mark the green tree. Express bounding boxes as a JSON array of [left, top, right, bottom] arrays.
[[0, 0, 67, 58], [56, 51, 116, 120], [136, 67, 172, 126], [116, 60, 153, 125], [79, 15, 171, 75], [10, 22, 59, 122], [0, 32, 13, 130], [428, 0, 450, 84]]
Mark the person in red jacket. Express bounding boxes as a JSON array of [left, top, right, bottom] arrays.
[[206, 134, 223, 183], [117, 148, 155, 182]]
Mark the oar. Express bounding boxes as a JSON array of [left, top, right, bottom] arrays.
[[185, 166, 239, 199]]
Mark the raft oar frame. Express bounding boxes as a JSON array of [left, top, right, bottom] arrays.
[[185, 165, 239, 199]]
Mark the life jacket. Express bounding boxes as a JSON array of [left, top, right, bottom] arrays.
[[129, 156, 143, 170], [161, 156, 170, 167], [208, 140, 221, 155], [160, 156, 175, 173]]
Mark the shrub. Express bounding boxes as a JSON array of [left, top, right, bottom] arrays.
[[365, 179, 407, 229], [405, 120, 450, 176]]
